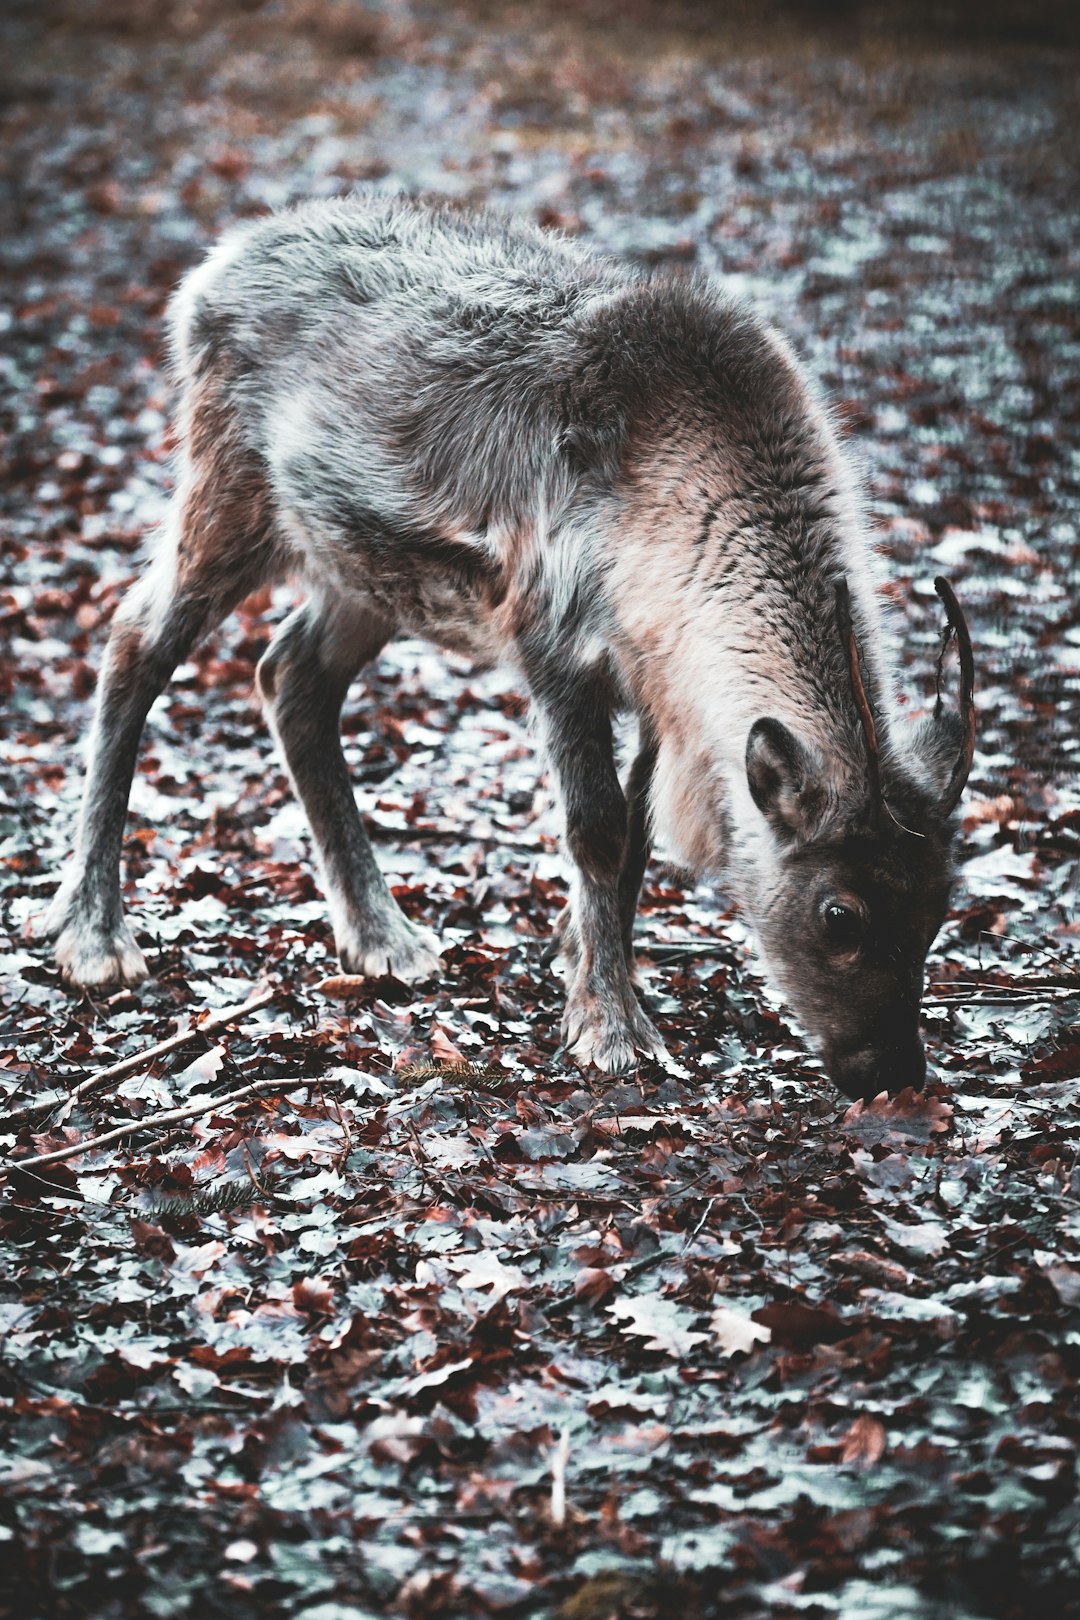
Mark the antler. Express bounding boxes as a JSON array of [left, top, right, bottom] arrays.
[[834, 578, 882, 806], [933, 575, 976, 815]]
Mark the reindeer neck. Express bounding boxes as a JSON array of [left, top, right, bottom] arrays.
[[605, 450, 896, 877]]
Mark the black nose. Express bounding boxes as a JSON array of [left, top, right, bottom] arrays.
[[830, 1037, 927, 1102]]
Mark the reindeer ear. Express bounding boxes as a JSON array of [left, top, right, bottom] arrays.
[[746, 719, 824, 840], [904, 711, 965, 801]]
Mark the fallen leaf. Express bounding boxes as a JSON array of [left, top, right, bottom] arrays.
[[752, 1300, 848, 1347], [315, 975, 372, 998], [431, 1024, 467, 1064], [447, 1248, 527, 1298], [840, 1413, 887, 1468], [175, 1044, 226, 1093], [1039, 1262, 1080, 1310], [842, 1087, 953, 1148], [401, 1357, 475, 1398], [608, 1293, 708, 1357], [709, 1304, 771, 1357], [292, 1277, 335, 1316]]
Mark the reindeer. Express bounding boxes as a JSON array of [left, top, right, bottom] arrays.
[[43, 195, 975, 1098]]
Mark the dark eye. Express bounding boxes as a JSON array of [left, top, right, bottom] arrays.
[[822, 901, 864, 953]]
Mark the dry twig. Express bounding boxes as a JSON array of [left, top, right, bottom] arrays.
[[1, 982, 276, 1129], [3, 1074, 302, 1176]]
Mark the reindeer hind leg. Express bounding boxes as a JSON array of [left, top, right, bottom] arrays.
[[46, 378, 279, 986]]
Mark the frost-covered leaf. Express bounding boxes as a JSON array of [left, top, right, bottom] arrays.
[[709, 1304, 771, 1357], [75, 1526, 127, 1557], [875, 1214, 950, 1259], [607, 1293, 708, 1357], [1038, 1262, 1080, 1309], [174, 1044, 226, 1095], [447, 1249, 527, 1297], [172, 1363, 220, 1398]]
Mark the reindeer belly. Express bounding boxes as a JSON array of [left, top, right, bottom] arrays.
[[287, 510, 510, 668]]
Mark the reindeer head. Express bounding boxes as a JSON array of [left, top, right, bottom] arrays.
[[744, 578, 975, 1101]]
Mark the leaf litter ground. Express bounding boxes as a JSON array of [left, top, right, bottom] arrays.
[[1, 4, 1079, 1616]]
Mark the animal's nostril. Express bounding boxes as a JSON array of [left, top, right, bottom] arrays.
[[834, 1055, 881, 1102], [831, 1039, 926, 1101]]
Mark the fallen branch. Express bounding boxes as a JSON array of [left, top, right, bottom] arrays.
[[2, 1073, 303, 1176], [1, 982, 276, 1129], [927, 976, 1080, 997], [925, 988, 1080, 1005]]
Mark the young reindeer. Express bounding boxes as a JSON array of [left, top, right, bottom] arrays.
[[44, 195, 975, 1099]]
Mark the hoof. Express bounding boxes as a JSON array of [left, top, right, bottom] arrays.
[[337, 914, 442, 984], [55, 920, 148, 988], [561, 989, 668, 1075]]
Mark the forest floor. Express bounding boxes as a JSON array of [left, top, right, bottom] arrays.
[[1, 2, 1079, 1616]]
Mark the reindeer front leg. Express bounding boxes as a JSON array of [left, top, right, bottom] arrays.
[[529, 660, 667, 1073]]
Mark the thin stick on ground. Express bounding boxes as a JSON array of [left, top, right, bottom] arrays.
[[2, 1074, 306, 1176], [1, 982, 277, 1129], [550, 1427, 570, 1528]]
